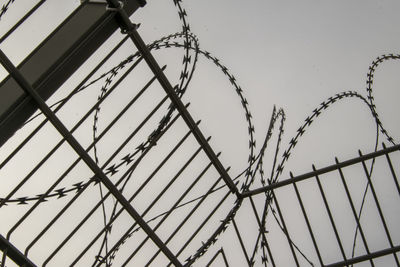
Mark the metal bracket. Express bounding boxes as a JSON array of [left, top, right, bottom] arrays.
[[120, 23, 140, 34], [106, 0, 124, 11]]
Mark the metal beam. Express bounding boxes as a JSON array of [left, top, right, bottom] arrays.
[[0, 49, 182, 267]]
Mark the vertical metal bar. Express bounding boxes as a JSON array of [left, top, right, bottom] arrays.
[[359, 150, 400, 265], [290, 172, 324, 266], [105, 0, 239, 197], [313, 165, 347, 264], [206, 248, 230, 267], [220, 248, 230, 267], [259, 209, 277, 267], [232, 218, 252, 266], [260, 231, 276, 267], [335, 157, 374, 267], [250, 232, 261, 265], [206, 249, 222, 267], [382, 143, 400, 195], [271, 190, 300, 267], [0, 49, 182, 267], [1, 248, 6, 267], [247, 195, 275, 267], [256, 195, 276, 266]]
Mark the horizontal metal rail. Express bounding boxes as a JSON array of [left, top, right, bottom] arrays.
[[325, 245, 400, 267], [242, 143, 400, 197]]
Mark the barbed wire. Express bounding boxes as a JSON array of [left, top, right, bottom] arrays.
[[0, 1, 399, 266], [0, 0, 15, 21]]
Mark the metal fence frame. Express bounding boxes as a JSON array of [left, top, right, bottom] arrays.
[[0, 1, 399, 266]]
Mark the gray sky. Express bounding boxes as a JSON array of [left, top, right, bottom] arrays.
[[0, 0, 399, 266], [130, 0, 400, 173]]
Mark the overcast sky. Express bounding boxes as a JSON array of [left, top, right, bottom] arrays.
[[0, 0, 399, 266]]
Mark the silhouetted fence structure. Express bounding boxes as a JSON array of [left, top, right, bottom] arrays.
[[0, 1, 399, 266]]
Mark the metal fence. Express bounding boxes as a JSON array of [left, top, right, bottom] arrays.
[[241, 143, 400, 266], [0, 1, 399, 266]]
